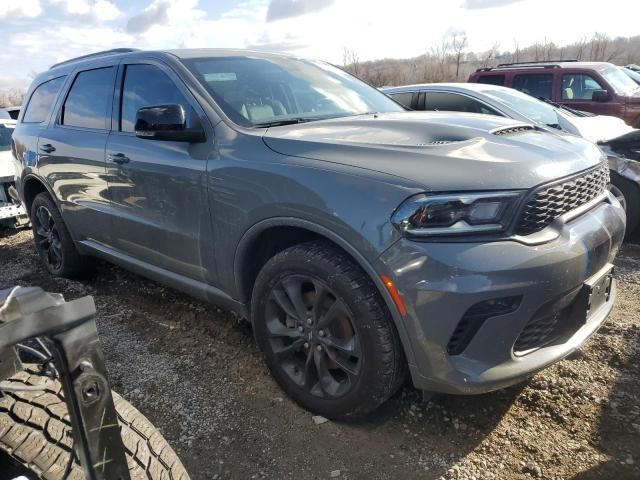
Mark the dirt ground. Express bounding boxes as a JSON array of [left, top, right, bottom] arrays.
[[1, 227, 639, 480]]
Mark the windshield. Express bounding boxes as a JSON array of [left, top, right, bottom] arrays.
[[182, 55, 404, 127], [623, 68, 640, 86], [602, 67, 640, 96], [481, 87, 562, 127], [0, 124, 14, 152]]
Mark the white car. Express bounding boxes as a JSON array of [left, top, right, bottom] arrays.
[[0, 117, 28, 228]]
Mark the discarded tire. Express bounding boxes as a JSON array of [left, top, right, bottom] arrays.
[[0, 365, 189, 479]]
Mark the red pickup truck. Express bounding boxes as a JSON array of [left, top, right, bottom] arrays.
[[469, 61, 640, 128]]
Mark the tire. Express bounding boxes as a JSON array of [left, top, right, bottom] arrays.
[[30, 192, 86, 277], [0, 365, 189, 479], [610, 171, 640, 237], [251, 240, 406, 419]]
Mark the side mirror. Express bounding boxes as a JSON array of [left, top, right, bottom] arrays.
[[135, 104, 205, 142], [592, 90, 610, 102]]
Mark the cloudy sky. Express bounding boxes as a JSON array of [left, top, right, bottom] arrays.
[[0, 0, 637, 90]]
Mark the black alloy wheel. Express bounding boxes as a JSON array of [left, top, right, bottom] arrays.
[[264, 274, 361, 398], [30, 192, 87, 277], [252, 241, 407, 418], [33, 205, 63, 271]]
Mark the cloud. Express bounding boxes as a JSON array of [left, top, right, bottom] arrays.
[[125, 0, 171, 34], [125, 0, 206, 35], [48, 0, 121, 22], [266, 0, 334, 22], [462, 0, 524, 9], [246, 32, 308, 52], [0, 0, 42, 19]]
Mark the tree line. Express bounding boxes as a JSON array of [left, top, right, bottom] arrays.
[[342, 33, 640, 87]]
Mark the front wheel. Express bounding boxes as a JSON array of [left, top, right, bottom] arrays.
[[251, 241, 406, 419], [0, 366, 189, 479], [610, 171, 640, 237]]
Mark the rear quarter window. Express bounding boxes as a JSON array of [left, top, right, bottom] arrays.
[[22, 76, 66, 124], [388, 92, 414, 109]]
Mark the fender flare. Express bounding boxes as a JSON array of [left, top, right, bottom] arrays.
[[233, 216, 418, 369], [20, 173, 58, 213]]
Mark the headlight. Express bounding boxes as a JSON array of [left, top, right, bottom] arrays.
[[391, 192, 523, 237]]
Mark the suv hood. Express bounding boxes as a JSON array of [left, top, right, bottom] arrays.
[[263, 112, 604, 191]]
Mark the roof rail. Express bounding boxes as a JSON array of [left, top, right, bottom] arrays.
[[50, 48, 140, 70], [495, 59, 578, 67]]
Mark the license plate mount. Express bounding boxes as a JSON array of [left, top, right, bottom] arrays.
[[574, 265, 614, 324]]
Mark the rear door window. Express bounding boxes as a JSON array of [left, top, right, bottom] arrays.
[[22, 76, 66, 124], [561, 73, 606, 100], [476, 75, 505, 86], [120, 64, 192, 132], [424, 92, 500, 115], [512, 74, 553, 99], [387, 92, 414, 109], [61, 67, 115, 129]]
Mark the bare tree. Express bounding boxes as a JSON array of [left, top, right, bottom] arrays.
[[480, 43, 500, 68], [512, 39, 521, 63], [574, 36, 587, 60], [342, 47, 361, 76], [451, 32, 468, 79], [0, 89, 25, 108]]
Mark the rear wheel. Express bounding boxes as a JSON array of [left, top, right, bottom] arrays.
[[30, 192, 86, 277], [252, 241, 406, 419], [0, 365, 189, 479]]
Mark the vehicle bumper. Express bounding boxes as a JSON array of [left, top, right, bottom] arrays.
[[376, 194, 625, 394]]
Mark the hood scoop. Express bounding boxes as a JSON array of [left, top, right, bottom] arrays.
[[492, 125, 537, 136], [415, 136, 468, 147]]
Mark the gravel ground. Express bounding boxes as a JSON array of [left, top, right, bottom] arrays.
[[1, 227, 639, 480]]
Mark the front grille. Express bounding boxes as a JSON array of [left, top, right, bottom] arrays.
[[516, 163, 609, 236]]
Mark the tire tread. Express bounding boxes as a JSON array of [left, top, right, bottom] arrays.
[[0, 365, 189, 479]]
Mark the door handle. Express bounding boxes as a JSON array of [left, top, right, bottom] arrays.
[[40, 144, 56, 153], [108, 153, 130, 165]]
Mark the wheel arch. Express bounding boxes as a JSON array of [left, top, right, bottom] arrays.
[[234, 217, 418, 368], [21, 174, 55, 216]]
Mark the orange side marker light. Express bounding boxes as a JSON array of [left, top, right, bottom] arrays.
[[380, 275, 407, 316]]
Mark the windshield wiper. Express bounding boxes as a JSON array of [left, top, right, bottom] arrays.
[[537, 97, 584, 116], [253, 117, 318, 128]]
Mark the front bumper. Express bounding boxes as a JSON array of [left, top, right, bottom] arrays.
[[377, 193, 625, 394]]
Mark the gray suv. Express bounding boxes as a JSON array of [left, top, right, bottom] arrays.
[[11, 48, 625, 418]]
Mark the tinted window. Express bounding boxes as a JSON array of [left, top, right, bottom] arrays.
[[22, 76, 66, 123], [0, 124, 14, 151], [62, 67, 115, 129], [121, 64, 191, 132], [477, 75, 505, 86], [561, 74, 607, 100], [388, 92, 414, 109], [512, 74, 553, 100], [424, 92, 500, 115]]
